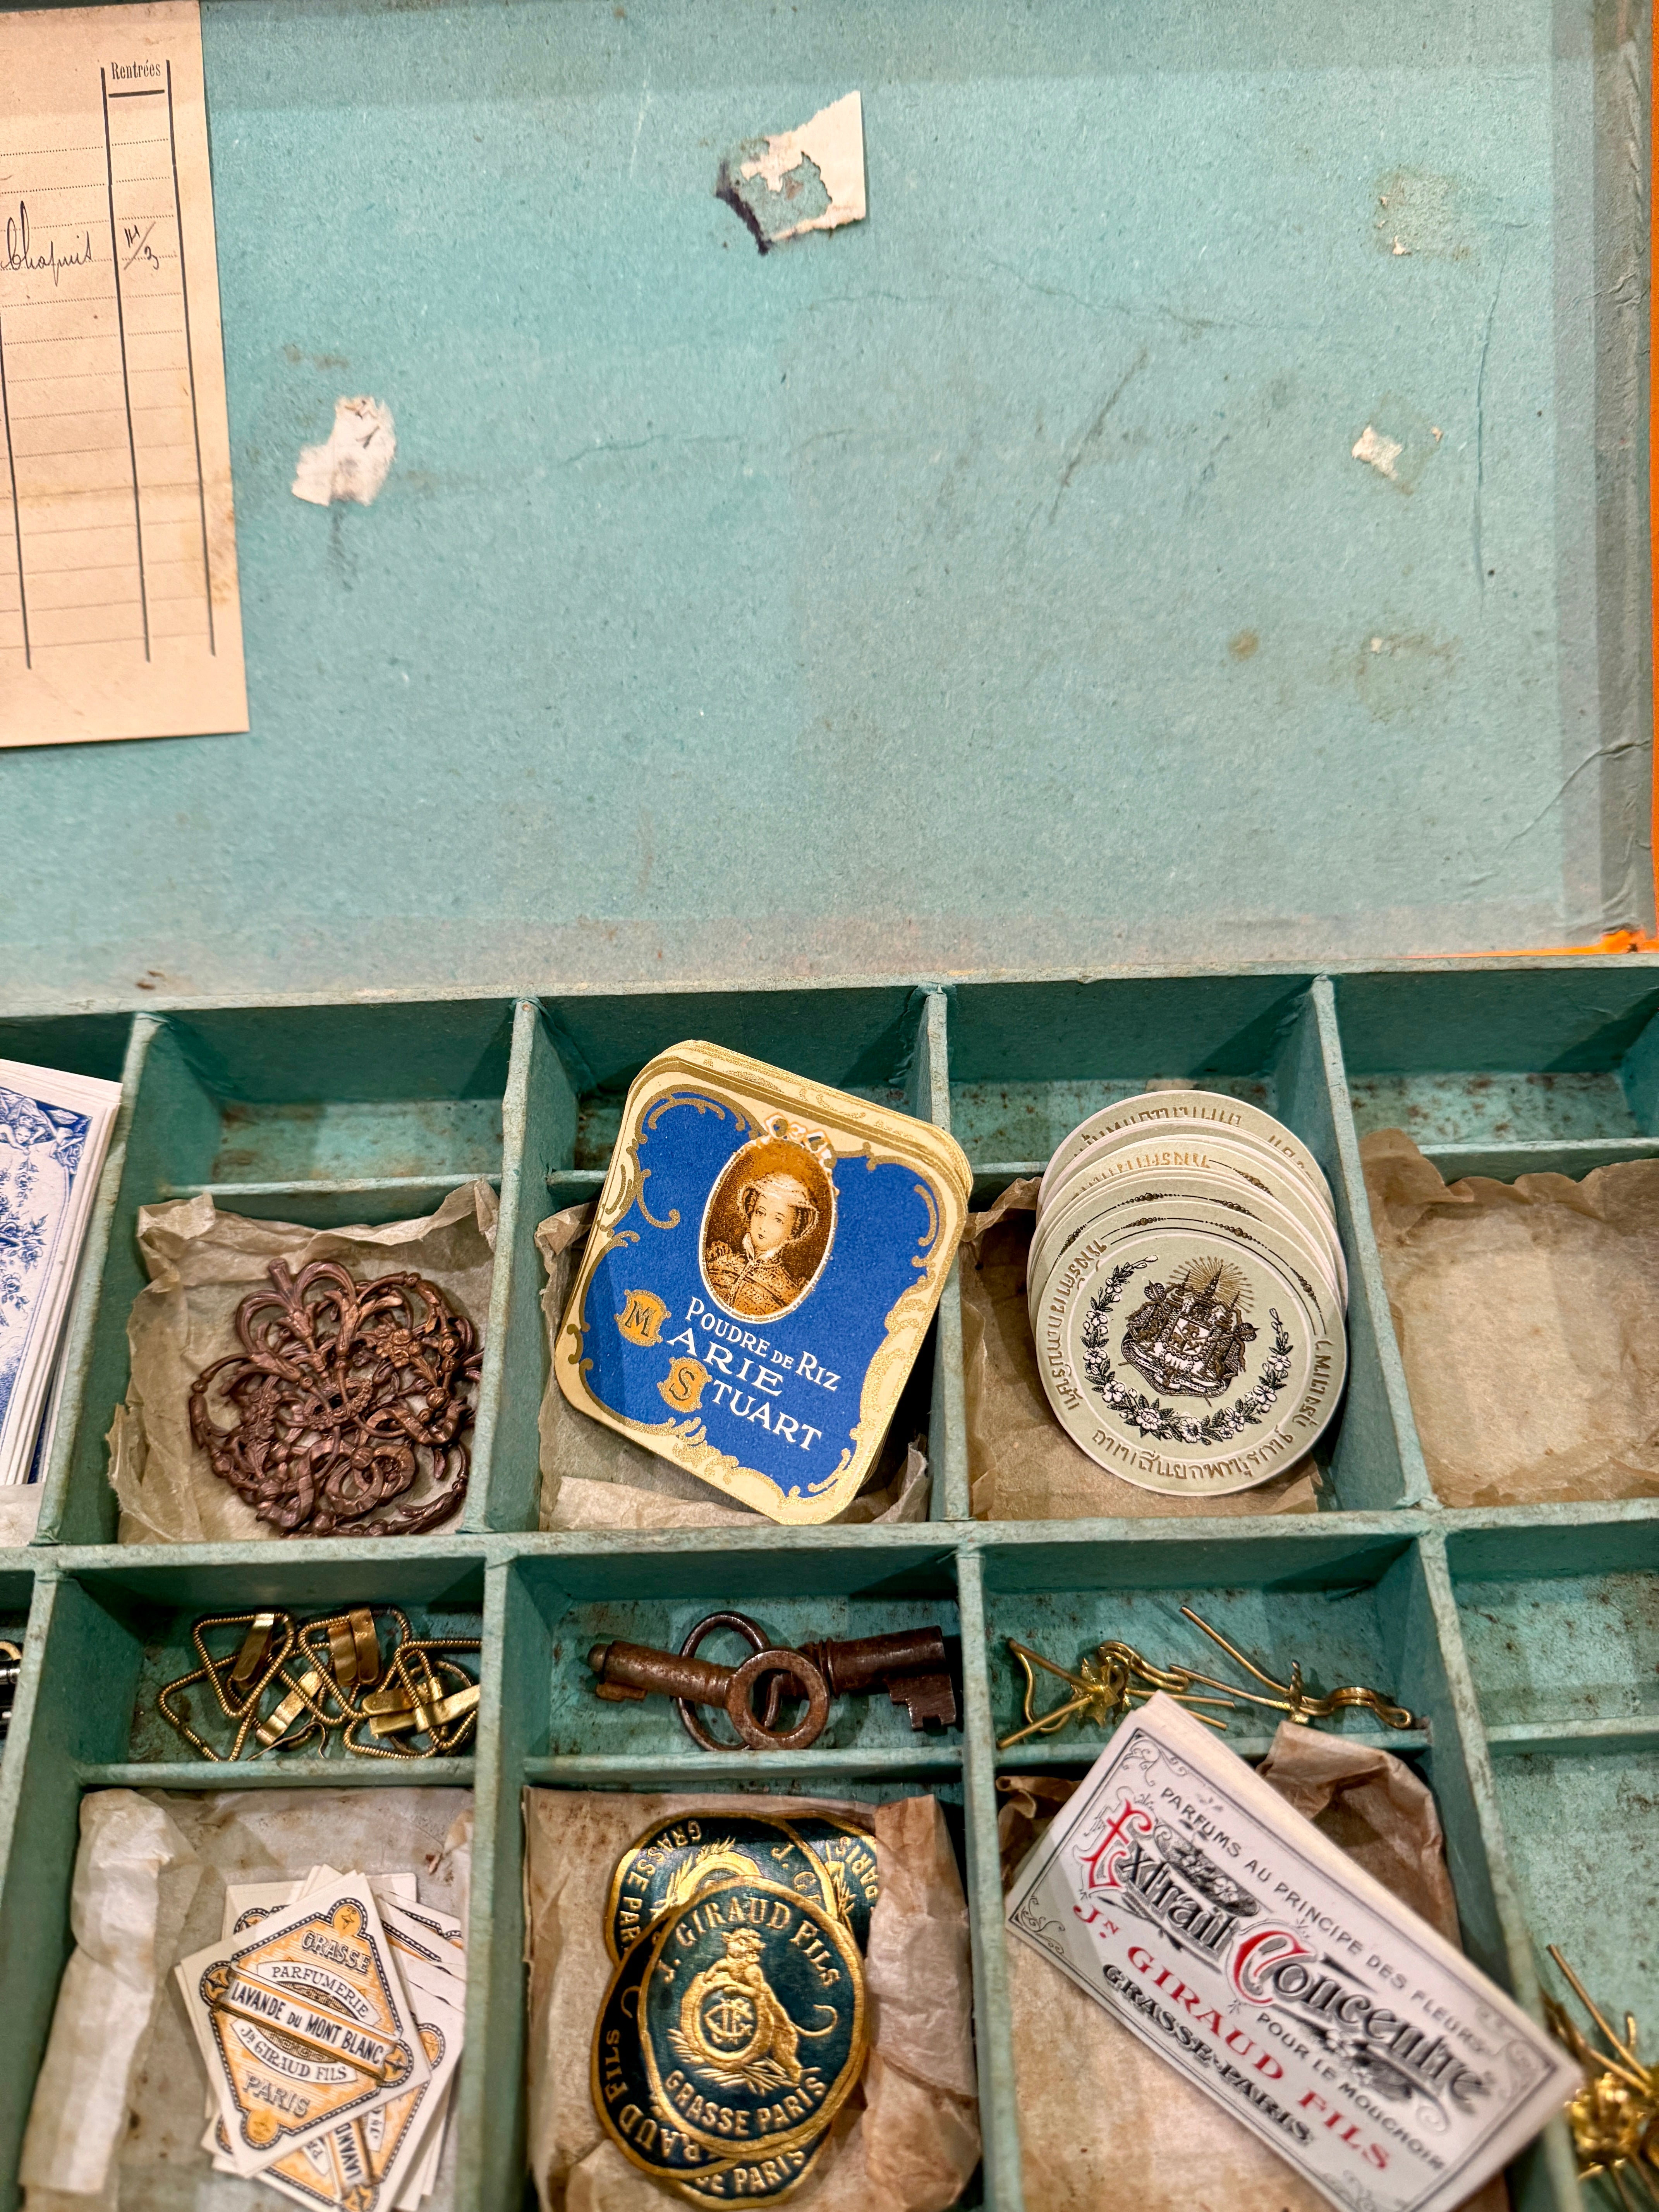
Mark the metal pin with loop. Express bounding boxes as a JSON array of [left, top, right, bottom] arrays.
[[996, 1604, 1416, 1750]]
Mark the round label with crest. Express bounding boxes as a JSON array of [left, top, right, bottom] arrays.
[[639, 1877, 866, 2160], [1028, 1159, 1344, 1321], [1033, 1216, 1345, 1494], [591, 1913, 838, 2201]]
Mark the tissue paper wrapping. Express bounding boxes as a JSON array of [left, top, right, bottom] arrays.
[[1360, 1130, 1659, 1507]]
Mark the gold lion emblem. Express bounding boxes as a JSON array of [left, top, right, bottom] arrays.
[[668, 1928, 835, 2092]]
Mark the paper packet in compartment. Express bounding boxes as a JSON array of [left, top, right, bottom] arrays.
[[175, 1871, 432, 2180], [199, 1865, 465, 2210], [1005, 1693, 1575, 2212], [0, 1056, 121, 1488]]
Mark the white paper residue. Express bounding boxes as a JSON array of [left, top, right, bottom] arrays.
[[292, 395, 397, 507], [720, 90, 866, 250], [1352, 423, 1403, 480]]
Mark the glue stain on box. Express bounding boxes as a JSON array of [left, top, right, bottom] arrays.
[[555, 1041, 969, 1522]]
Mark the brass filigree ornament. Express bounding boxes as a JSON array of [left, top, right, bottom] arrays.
[[156, 1605, 481, 1762], [188, 1259, 482, 1537], [996, 1604, 1417, 1750], [1545, 1948, 1659, 2209]]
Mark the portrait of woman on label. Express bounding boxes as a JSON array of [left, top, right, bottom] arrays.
[[701, 1137, 836, 1321]]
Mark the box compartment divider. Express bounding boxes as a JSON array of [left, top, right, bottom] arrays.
[[1307, 979, 1433, 1509], [955, 1546, 1025, 2212]]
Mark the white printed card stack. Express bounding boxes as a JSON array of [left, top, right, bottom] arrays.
[[0, 1057, 121, 1486], [1004, 1693, 1577, 2212], [176, 1863, 465, 2212]]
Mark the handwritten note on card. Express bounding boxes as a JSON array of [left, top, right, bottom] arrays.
[[0, 1, 246, 747]]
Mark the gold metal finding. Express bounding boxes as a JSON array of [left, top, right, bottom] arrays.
[[995, 1605, 1416, 1751], [1170, 1607, 1417, 1731], [996, 1638, 1235, 1750], [1545, 1948, 1659, 2209], [155, 1606, 477, 1763]]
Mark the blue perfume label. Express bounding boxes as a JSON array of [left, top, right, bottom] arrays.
[[575, 1090, 943, 1506]]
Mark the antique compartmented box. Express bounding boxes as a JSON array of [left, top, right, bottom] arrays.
[[0, 0, 1654, 2205]]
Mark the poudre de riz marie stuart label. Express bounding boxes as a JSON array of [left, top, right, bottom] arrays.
[[1004, 1693, 1577, 2212]]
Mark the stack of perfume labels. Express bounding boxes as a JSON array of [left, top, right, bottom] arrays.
[[592, 1808, 879, 2202], [177, 1863, 465, 2211], [1028, 1091, 1348, 1499]]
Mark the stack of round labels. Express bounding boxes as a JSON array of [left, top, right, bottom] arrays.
[[1028, 1092, 1347, 1499], [592, 1810, 878, 2204]]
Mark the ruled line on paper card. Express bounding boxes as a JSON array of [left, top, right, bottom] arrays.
[[0, 1, 246, 745]]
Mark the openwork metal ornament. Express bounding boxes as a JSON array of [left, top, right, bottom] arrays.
[[188, 1259, 482, 1537], [157, 1605, 481, 1762], [996, 1604, 1417, 1750], [1546, 1948, 1659, 2209]]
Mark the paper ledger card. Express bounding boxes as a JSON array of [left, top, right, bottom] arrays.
[[0, 1, 246, 746], [1004, 1693, 1577, 2212]]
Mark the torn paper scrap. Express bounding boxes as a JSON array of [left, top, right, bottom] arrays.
[[1352, 423, 1403, 480], [292, 396, 397, 507], [717, 90, 866, 252]]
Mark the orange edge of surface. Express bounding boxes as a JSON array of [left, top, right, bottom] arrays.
[[1414, 15, 1659, 963]]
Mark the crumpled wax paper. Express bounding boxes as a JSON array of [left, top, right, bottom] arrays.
[[534, 1206, 930, 1529], [0, 1481, 43, 1543], [960, 1179, 1320, 1520], [524, 1789, 979, 2212], [999, 1727, 1506, 2212], [1361, 1129, 1659, 1508], [21, 1787, 473, 2212], [107, 1182, 498, 1546]]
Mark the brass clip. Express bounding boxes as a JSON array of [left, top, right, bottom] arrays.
[[156, 1605, 474, 1763]]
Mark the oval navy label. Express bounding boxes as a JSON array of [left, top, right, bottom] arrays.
[[593, 1918, 738, 2183], [640, 1879, 866, 2160], [783, 1818, 879, 1954], [606, 1814, 844, 1964]]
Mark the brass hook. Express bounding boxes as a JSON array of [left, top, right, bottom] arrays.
[[1545, 1947, 1659, 2208], [996, 1638, 1233, 1751], [1173, 1606, 1417, 1731], [993, 1606, 1416, 1753]]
